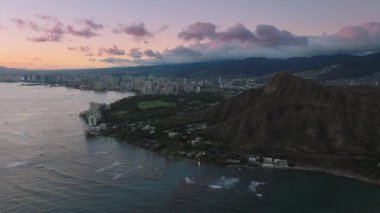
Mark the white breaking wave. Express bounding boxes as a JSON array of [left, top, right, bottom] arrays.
[[34, 163, 54, 171], [112, 173, 123, 180], [209, 176, 240, 189], [248, 181, 266, 193], [94, 151, 109, 155], [111, 161, 122, 166], [6, 161, 31, 168], [208, 184, 223, 189], [96, 168, 105, 172], [185, 177, 196, 184], [95, 161, 122, 172]]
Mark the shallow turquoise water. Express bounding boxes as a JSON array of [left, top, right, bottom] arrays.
[[0, 83, 379, 212]]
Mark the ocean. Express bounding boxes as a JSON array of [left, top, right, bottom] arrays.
[[0, 82, 379, 212]]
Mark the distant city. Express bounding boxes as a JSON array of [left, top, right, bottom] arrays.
[[0, 69, 379, 98], [19, 73, 265, 96]]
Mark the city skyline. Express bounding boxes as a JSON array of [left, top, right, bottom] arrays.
[[1, 0, 380, 69]]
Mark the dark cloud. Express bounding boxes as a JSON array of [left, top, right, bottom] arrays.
[[216, 23, 255, 42], [170, 21, 380, 63], [254, 24, 307, 46], [66, 19, 103, 38], [127, 48, 143, 59], [33, 57, 42, 62], [178, 22, 217, 41], [80, 46, 91, 52], [361, 22, 380, 40], [11, 15, 103, 42], [98, 45, 125, 56], [156, 25, 169, 33], [99, 57, 132, 65], [99, 48, 165, 66], [178, 22, 305, 46], [28, 15, 65, 42], [28, 34, 63, 42], [67, 46, 91, 52], [80, 21, 380, 66], [143, 49, 163, 59], [11, 18, 40, 31], [113, 23, 153, 40], [67, 46, 77, 51], [66, 26, 98, 38], [164, 45, 202, 59], [80, 19, 104, 31]]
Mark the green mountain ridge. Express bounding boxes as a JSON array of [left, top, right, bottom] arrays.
[[198, 73, 380, 179]]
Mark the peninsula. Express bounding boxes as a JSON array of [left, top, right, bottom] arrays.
[[82, 73, 380, 184]]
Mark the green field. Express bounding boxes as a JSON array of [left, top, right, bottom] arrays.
[[138, 100, 177, 110]]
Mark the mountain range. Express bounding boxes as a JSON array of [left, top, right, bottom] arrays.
[[2, 53, 380, 80], [197, 73, 380, 179]]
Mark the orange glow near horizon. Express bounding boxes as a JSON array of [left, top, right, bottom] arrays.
[[1, 0, 379, 70]]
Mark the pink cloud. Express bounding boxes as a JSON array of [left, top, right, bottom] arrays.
[[0, 22, 7, 29], [334, 26, 369, 42]]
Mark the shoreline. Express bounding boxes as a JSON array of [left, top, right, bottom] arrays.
[[288, 166, 380, 186], [94, 135, 380, 187], [231, 164, 380, 186]]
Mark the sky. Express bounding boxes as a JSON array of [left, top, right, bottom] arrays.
[[0, 0, 380, 69]]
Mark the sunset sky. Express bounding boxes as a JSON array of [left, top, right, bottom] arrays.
[[1, 0, 380, 69]]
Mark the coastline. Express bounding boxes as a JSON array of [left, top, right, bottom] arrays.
[[80, 90, 380, 188], [93, 134, 380, 187], [288, 166, 380, 186], [232, 164, 380, 186]]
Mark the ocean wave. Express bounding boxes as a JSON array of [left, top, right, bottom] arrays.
[[112, 173, 123, 180], [95, 161, 122, 173], [6, 161, 31, 168], [208, 184, 223, 189], [94, 151, 109, 155], [248, 181, 266, 193], [209, 176, 240, 190], [185, 177, 196, 184], [35, 163, 54, 171], [96, 168, 105, 172], [111, 161, 122, 166]]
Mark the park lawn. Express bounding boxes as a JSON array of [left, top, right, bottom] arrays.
[[138, 100, 177, 110]]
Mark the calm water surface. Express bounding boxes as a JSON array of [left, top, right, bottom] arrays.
[[0, 83, 379, 213]]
